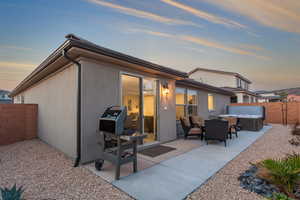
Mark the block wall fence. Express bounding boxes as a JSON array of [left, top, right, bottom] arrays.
[[0, 104, 38, 145]]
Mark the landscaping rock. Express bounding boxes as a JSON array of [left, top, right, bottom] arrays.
[[238, 165, 280, 198], [289, 136, 300, 146]]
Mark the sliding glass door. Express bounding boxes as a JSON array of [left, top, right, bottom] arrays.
[[121, 74, 157, 143], [143, 78, 157, 143], [121, 74, 142, 133]]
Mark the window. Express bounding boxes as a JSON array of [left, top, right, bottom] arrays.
[[237, 78, 241, 88], [175, 88, 198, 120], [176, 88, 186, 120], [230, 96, 237, 103], [187, 90, 197, 116], [208, 94, 215, 111], [21, 95, 25, 104], [175, 88, 185, 105]]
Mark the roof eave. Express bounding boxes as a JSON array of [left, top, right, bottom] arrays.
[[176, 80, 235, 96], [10, 40, 72, 97], [11, 35, 188, 96]]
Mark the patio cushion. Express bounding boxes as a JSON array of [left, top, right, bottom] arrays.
[[224, 117, 237, 126], [190, 116, 204, 127], [181, 117, 191, 127], [189, 128, 201, 134]]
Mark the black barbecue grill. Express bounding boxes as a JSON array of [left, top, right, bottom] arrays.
[[95, 106, 146, 180]]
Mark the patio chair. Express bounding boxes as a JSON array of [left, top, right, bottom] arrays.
[[180, 117, 203, 140], [204, 119, 229, 147], [224, 117, 238, 139], [189, 116, 206, 133]]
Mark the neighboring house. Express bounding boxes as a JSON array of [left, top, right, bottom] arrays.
[[188, 67, 258, 103], [10, 34, 234, 164], [0, 90, 12, 104], [287, 94, 300, 102], [256, 91, 281, 103]]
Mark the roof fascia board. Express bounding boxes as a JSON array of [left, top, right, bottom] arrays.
[[176, 81, 234, 96]]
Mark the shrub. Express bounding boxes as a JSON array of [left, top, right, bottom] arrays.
[[289, 137, 300, 146], [0, 184, 24, 200], [267, 192, 294, 200], [292, 123, 300, 136], [258, 153, 300, 197]]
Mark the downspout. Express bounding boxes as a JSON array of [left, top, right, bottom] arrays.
[[62, 49, 81, 167]]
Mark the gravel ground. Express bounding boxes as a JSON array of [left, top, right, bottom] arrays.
[[187, 124, 300, 200], [0, 139, 132, 200], [0, 124, 298, 200]]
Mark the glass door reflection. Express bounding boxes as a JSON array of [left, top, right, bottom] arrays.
[[143, 78, 157, 143], [121, 74, 142, 133]]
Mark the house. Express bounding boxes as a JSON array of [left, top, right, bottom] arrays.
[[10, 34, 234, 164], [256, 90, 281, 103], [0, 90, 12, 104], [287, 94, 300, 102], [188, 67, 259, 103]]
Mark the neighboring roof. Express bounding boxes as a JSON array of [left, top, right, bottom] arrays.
[[256, 87, 300, 96], [0, 90, 10, 95], [255, 90, 275, 94], [273, 87, 300, 95], [176, 79, 235, 96], [222, 87, 258, 97], [0, 90, 11, 100], [188, 67, 252, 84], [0, 99, 12, 104], [258, 95, 281, 100], [11, 34, 188, 96]]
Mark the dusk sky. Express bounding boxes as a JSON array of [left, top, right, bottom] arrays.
[[1, 0, 300, 91]]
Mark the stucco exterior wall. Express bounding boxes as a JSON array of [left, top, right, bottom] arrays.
[[80, 59, 177, 163], [158, 79, 177, 142], [80, 60, 120, 163], [13, 65, 77, 158], [197, 91, 230, 119], [190, 70, 236, 88]]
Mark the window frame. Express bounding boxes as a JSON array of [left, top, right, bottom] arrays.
[[187, 89, 198, 116], [175, 87, 187, 120], [175, 87, 198, 120]]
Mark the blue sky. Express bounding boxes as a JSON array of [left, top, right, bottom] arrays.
[[0, 0, 300, 91]]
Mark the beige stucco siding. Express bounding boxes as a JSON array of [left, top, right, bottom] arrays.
[[14, 65, 77, 158], [190, 71, 236, 88], [158, 79, 177, 142], [80, 59, 177, 163], [80, 60, 120, 163], [198, 91, 230, 119]]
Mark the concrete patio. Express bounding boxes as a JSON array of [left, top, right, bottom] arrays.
[[85, 125, 272, 200], [85, 138, 201, 182]]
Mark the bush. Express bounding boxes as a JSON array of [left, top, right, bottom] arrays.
[[292, 123, 300, 136], [268, 192, 294, 200], [257, 153, 300, 197], [289, 137, 300, 146], [0, 184, 24, 200], [270, 193, 294, 200]]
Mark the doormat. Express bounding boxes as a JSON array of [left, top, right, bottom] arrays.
[[139, 145, 176, 157]]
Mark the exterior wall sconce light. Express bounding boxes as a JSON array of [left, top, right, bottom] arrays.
[[162, 82, 169, 96], [161, 81, 169, 110]]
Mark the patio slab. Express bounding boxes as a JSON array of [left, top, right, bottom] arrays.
[[84, 139, 202, 182], [113, 126, 272, 200], [85, 157, 157, 183], [138, 139, 202, 163]]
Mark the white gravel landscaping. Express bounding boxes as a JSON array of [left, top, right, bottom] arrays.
[[0, 139, 132, 200], [187, 124, 300, 200], [0, 124, 297, 200]]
